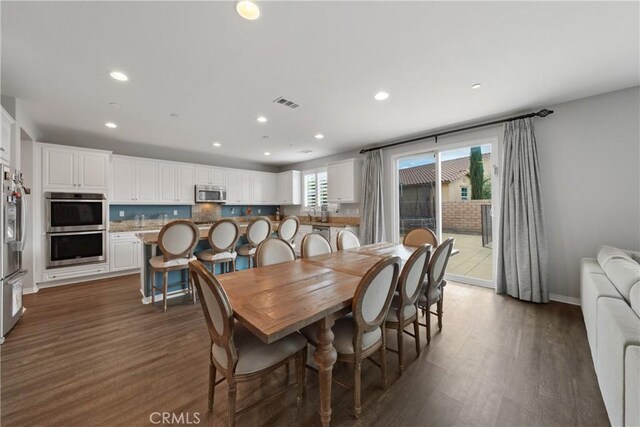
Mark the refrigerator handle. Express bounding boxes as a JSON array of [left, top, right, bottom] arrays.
[[18, 190, 27, 251]]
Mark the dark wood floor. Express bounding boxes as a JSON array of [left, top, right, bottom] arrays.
[[1, 275, 609, 426]]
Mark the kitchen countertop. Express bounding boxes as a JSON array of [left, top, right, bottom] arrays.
[[110, 216, 360, 233]]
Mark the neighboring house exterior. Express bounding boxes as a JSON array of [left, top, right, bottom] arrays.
[[398, 153, 491, 234]]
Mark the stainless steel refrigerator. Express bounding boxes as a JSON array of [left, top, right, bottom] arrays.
[[0, 163, 27, 344]]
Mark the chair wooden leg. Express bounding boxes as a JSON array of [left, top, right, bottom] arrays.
[[397, 324, 404, 375], [426, 308, 431, 344], [208, 359, 216, 411], [227, 380, 237, 427], [437, 299, 443, 331], [380, 330, 388, 389], [295, 351, 305, 407], [231, 259, 236, 272], [151, 269, 156, 305], [162, 271, 168, 312], [191, 272, 197, 304], [413, 318, 421, 356], [354, 360, 362, 419]]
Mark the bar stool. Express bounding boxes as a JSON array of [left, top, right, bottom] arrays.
[[277, 215, 300, 249], [196, 219, 240, 274], [149, 220, 200, 312], [236, 216, 272, 269]]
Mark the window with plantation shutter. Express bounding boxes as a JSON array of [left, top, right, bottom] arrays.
[[303, 169, 328, 209]]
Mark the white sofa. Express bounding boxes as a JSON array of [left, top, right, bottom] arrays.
[[581, 246, 640, 427]]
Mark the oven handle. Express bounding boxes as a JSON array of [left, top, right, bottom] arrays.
[[47, 230, 107, 237]]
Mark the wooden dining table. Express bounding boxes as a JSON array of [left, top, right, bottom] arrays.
[[214, 242, 421, 426]]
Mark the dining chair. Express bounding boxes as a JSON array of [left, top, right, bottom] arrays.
[[418, 237, 455, 343], [403, 227, 438, 247], [196, 219, 240, 274], [384, 244, 431, 374], [237, 216, 272, 268], [189, 261, 307, 427], [301, 232, 332, 258], [149, 220, 199, 312], [303, 255, 401, 418], [255, 237, 296, 267], [277, 215, 300, 249], [336, 228, 361, 251]]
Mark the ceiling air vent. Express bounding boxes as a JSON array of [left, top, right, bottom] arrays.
[[273, 96, 300, 109]]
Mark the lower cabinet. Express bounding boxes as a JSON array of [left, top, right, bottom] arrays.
[[110, 233, 142, 272]]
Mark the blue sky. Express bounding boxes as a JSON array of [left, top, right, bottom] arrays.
[[398, 144, 491, 169]]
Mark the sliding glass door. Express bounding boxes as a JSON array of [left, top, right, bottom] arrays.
[[395, 140, 497, 287]]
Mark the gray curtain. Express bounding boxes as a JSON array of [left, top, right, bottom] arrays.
[[496, 118, 549, 303], [360, 150, 386, 244]]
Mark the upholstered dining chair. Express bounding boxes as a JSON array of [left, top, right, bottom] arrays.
[[149, 220, 200, 312], [418, 237, 455, 343], [189, 261, 307, 427], [196, 219, 240, 274], [277, 215, 300, 249], [384, 244, 431, 374], [403, 227, 438, 247], [336, 228, 361, 251], [237, 216, 272, 268], [301, 232, 332, 258], [303, 256, 401, 418], [255, 237, 296, 267]]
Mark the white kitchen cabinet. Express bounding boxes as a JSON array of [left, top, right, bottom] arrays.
[[293, 224, 313, 256], [327, 159, 361, 203], [196, 167, 226, 186], [178, 165, 195, 203], [277, 170, 301, 205], [110, 156, 158, 204], [252, 172, 277, 204], [159, 163, 195, 204], [109, 233, 141, 272], [42, 144, 110, 191], [227, 169, 253, 204], [1, 108, 14, 164]]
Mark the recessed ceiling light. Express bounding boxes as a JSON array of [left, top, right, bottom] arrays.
[[105, 122, 117, 128], [109, 71, 128, 81], [236, 0, 260, 20], [471, 83, 482, 89], [257, 116, 267, 123], [212, 142, 222, 147], [374, 91, 389, 101], [314, 134, 324, 140], [263, 151, 271, 156]]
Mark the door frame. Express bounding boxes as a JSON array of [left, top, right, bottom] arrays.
[[390, 136, 500, 288]]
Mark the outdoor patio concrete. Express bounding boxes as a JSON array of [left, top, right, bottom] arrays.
[[443, 232, 493, 281]]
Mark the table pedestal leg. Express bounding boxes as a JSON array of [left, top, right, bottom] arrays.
[[314, 316, 337, 427]]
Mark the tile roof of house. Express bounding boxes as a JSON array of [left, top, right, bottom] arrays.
[[399, 153, 490, 186]]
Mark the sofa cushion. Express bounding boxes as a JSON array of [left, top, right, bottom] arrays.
[[603, 258, 640, 303], [597, 245, 634, 270], [631, 283, 640, 318], [581, 260, 624, 363], [596, 298, 640, 427], [623, 249, 640, 264], [582, 258, 605, 275]]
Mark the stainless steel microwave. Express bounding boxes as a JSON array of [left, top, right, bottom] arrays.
[[195, 185, 227, 203]]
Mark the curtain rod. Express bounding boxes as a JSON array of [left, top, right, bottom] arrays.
[[359, 108, 554, 154]]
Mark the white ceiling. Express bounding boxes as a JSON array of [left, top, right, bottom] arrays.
[[2, 1, 638, 166]]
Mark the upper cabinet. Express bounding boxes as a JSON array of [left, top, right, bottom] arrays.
[[110, 156, 158, 204], [0, 108, 14, 164], [227, 169, 253, 204], [252, 172, 277, 205], [196, 167, 226, 187], [42, 144, 110, 191], [277, 170, 301, 205], [327, 159, 361, 203], [158, 162, 195, 204]]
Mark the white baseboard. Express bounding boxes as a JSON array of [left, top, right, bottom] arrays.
[[140, 288, 193, 305], [23, 285, 40, 295], [549, 294, 581, 306]]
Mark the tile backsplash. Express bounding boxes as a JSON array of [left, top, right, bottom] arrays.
[[109, 205, 191, 221]]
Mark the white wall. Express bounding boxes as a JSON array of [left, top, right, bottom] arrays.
[[535, 86, 640, 299], [284, 86, 640, 301]]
